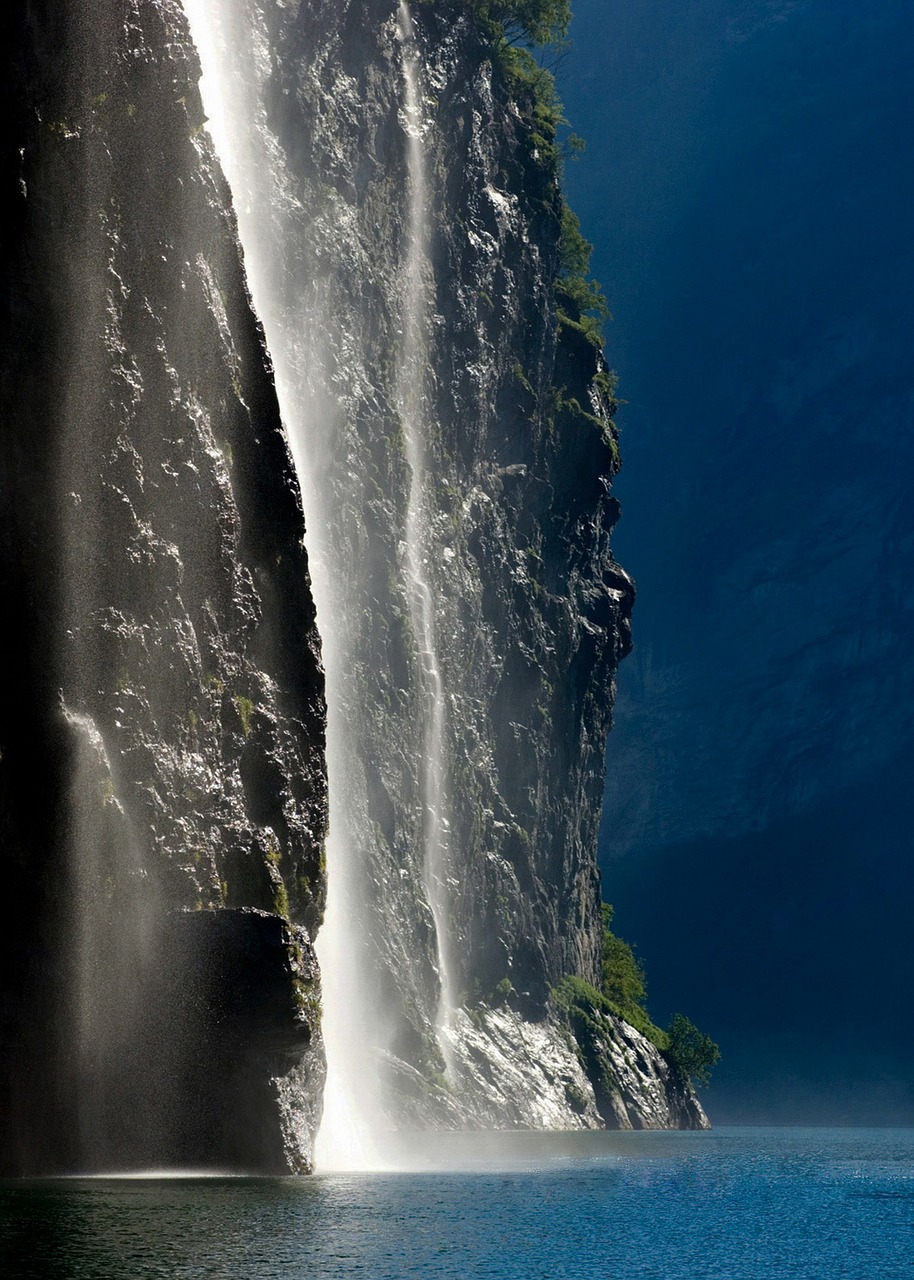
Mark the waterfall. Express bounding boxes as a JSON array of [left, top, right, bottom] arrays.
[[3, 0, 640, 1173], [394, 1, 458, 1075], [180, 0, 386, 1170], [181, 0, 463, 1159], [63, 708, 163, 1168]]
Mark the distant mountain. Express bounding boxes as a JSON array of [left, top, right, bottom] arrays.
[[563, 0, 914, 1119]]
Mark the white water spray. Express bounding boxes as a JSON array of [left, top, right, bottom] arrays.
[[395, 1, 458, 1074], [180, 0, 386, 1170], [181, 0, 461, 1161]]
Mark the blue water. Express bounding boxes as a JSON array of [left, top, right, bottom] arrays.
[[2, 1128, 913, 1278]]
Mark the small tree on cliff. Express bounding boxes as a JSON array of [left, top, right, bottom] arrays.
[[600, 902, 648, 1014], [666, 1013, 721, 1087], [471, 0, 572, 47]]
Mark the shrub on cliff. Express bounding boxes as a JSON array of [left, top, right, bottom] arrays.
[[600, 903, 656, 1029], [552, 910, 669, 1051], [551, 976, 621, 1104], [599, 906, 720, 1083], [666, 1013, 721, 1087], [466, 0, 609, 346], [469, 0, 571, 48], [556, 205, 609, 346], [553, 913, 721, 1101], [598, 906, 721, 1086]]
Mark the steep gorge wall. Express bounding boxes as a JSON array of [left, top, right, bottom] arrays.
[[0, 0, 705, 1167], [1, 0, 326, 1174], [564, 0, 914, 1120], [204, 0, 655, 1126]]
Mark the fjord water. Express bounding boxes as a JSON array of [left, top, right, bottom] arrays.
[[3, 1129, 913, 1278]]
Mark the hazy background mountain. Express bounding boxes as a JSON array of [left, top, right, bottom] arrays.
[[561, 0, 914, 1121]]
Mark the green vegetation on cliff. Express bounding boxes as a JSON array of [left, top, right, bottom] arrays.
[[469, 0, 572, 48], [556, 205, 609, 348], [554, 905, 720, 1088], [599, 903, 669, 1048], [467, 0, 610, 351], [601, 908, 646, 1013], [667, 1013, 721, 1087]]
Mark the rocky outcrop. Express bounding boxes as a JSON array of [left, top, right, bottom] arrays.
[[0, 0, 326, 1174], [389, 1007, 605, 1130], [584, 1014, 708, 1131], [388, 1003, 707, 1131]]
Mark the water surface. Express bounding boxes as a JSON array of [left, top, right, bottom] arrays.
[[2, 1128, 912, 1278]]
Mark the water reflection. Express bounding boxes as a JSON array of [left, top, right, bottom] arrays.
[[3, 1130, 914, 1280]]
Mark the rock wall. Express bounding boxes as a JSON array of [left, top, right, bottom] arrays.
[[0, 0, 706, 1167], [202, 0, 690, 1129], [0, 0, 326, 1174], [389, 1005, 707, 1131], [581, 1011, 708, 1131]]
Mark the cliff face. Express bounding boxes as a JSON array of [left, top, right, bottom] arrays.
[[1, 0, 326, 1174], [1, 0, 705, 1169], [568, 0, 914, 862], [196, 0, 664, 1128]]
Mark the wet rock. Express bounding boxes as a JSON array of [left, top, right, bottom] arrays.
[[161, 909, 325, 1174], [587, 1015, 709, 1131], [382, 1007, 605, 1131], [216, 0, 641, 1128], [0, 0, 326, 1174]]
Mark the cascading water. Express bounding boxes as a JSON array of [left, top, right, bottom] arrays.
[[180, 0, 407, 1168], [181, 0, 463, 1159], [179, 0, 373, 1170], [62, 707, 163, 1168], [394, 0, 458, 1076]]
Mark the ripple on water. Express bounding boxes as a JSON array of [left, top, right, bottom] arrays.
[[2, 1129, 914, 1280]]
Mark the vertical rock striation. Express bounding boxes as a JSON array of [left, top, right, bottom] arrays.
[[0, 0, 326, 1174]]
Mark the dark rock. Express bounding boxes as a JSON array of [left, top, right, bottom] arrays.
[[158, 909, 325, 1174], [0, 0, 326, 1174]]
